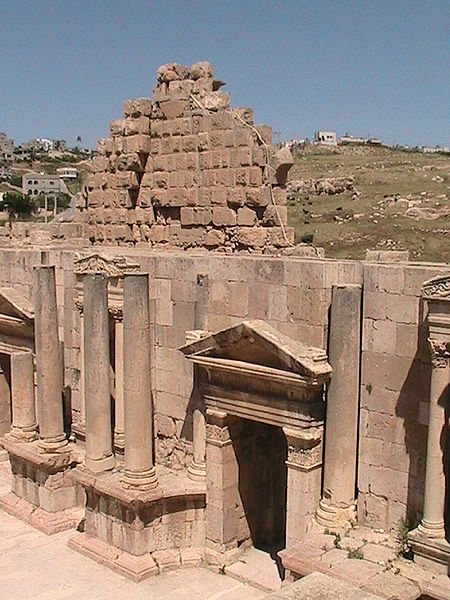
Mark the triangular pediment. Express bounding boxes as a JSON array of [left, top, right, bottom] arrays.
[[0, 287, 34, 322], [180, 320, 331, 380]]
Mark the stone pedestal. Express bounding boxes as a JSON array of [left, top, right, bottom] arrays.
[[9, 351, 38, 442], [122, 274, 157, 491], [284, 427, 323, 547], [317, 285, 361, 527], [34, 266, 67, 452], [68, 467, 205, 581], [83, 274, 115, 474], [0, 437, 83, 534]]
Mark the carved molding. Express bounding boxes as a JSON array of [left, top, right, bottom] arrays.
[[74, 254, 140, 278], [422, 276, 450, 302], [429, 338, 450, 369], [283, 426, 323, 470]]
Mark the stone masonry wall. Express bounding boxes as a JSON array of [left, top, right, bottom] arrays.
[[74, 62, 295, 252], [1, 246, 449, 532]]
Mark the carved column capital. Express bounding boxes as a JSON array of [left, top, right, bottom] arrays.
[[74, 298, 83, 314], [206, 408, 231, 446], [428, 338, 450, 369], [283, 426, 323, 471], [109, 305, 123, 322]]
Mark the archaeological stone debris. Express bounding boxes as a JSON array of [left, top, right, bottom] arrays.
[[0, 62, 448, 598]]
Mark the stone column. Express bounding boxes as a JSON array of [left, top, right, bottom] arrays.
[[122, 274, 157, 490], [316, 284, 361, 527], [205, 408, 239, 566], [34, 266, 67, 451], [112, 312, 125, 453], [188, 274, 209, 481], [418, 339, 449, 539], [9, 351, 37, 442], [83, 274, 115, 473], [284, 427, 323, 547]]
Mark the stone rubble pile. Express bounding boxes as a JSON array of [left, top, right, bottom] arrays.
[[287, 176, 354, 202], [75, 62, 295, 252]]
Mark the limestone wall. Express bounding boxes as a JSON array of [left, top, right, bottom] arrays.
[[0, 245, 448, 532]]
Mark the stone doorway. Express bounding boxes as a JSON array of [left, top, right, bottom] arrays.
[[230, 418, 287, 555]]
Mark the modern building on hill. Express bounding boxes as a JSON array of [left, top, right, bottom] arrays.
[[314, 131, 337, 146], [23, 172, 69, 197], [56, 166, 78, 179]]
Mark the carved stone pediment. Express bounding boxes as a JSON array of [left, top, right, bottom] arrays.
[[74, 254, 140, 277], [180, 320, 331, 383], [0, 288, 34, 322], [422, 275, 450, 302]]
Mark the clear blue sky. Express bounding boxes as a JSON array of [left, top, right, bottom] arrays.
[[1, 1, 449, 148]]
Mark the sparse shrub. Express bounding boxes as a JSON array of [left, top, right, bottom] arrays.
[[347, 548, 364, 559], [396, 518, 412, 558]]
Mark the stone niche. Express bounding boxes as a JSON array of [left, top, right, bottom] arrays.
[[0, 287, 35, 457], [180, 320, 332, 566]]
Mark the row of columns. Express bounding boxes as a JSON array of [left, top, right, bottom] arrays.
[[82, 272, 157, 490], [9, 267, 67, 451]]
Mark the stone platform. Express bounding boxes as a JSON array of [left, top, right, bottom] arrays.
[[279, 523, 450, 600], [0, 436, 83, 534], [68, 464, 206, 581]]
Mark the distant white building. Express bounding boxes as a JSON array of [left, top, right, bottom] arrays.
[[314, 131, 337, 146], [57, 166, 78, 179], [0, 133, 14, 161], [339, 135, 365, 145]]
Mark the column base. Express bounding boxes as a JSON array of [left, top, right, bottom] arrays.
[[316, 499, 357, 528], [38, 433, 68, 453], [408, 527, 450, 574], [85, 453, 115, 474], [122, 467, 158, 491], [187, 460, 206, 481], [205, 540, 241, 570], [9, 425, 38, 443]]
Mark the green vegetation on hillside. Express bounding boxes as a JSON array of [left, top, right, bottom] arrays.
[[287, 146, 449, 262]]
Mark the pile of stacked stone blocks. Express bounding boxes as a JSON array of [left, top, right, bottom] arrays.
[[75, 62, 294, 251]]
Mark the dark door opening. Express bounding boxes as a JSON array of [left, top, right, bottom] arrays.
[[230, 418, 287, 555]]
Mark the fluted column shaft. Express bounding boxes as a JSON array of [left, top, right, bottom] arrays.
[[83, 274, 115, 473], [122, 274, 157, 490], [34, 266, 67, 451]]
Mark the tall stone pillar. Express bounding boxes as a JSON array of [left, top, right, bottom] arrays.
[[418, 339, 449, 539], [122, 274, 157, 490], [316, 284, 362, 527], [34, 266, 67, 451], [188, 274, 209, 481], [83, 274, 115, 473], [9, 351, 38, 442], [113, 312, 125, 453]]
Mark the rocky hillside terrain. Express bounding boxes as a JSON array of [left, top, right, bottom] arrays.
[[287, 145, 449, 262]]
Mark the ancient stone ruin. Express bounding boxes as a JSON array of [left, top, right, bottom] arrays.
[[74, 61, 295, 252], [0, 63, 449, 598]]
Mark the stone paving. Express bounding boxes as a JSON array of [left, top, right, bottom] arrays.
[[0, 463, 264, 600]]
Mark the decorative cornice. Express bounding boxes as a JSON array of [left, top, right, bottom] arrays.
[[422, 275, 450, 302], [429, 338, 450, 369], [74, 254, 140, 278]]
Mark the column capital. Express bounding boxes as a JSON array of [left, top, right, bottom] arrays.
[[206, 409, 231, 446], [109, 305, 123, 322], [428, 338, 450, 369], [283, 426, 323, 471]]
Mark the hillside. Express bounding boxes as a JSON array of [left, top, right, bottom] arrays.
[[287, 145, 449, 263]]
